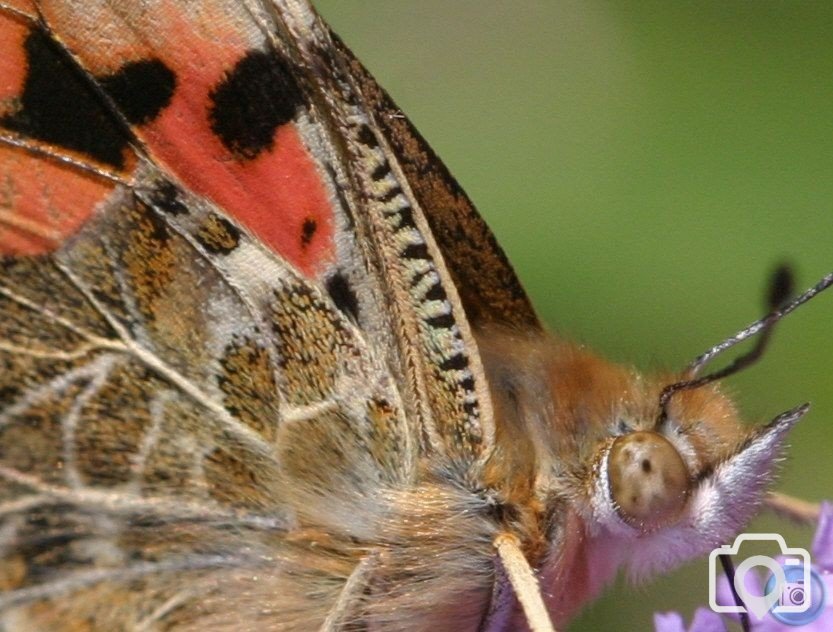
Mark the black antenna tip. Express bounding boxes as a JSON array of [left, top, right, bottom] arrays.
[[768, 263, 795, 311]]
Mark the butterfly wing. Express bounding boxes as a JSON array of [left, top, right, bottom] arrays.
[[267, 1, 499, 462], [42, 0, 494, 463], [328, 32, 540, 333], [0, 169, 414, 625], [0, 1, 409, 627], [0, 0, 509, 628]]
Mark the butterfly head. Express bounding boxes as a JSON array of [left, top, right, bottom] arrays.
[[477, 327, 806, 626], [518, 355, 806, 627], [566, 269, 832, 564], [582, 375, 806, 547], [477, 270, 831, 627], [481, 320, 805, 550]]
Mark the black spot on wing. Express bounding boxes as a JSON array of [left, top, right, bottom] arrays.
[[379, 186, 402, 203], [209, 48, 305, 160], [409, 269, 430, 288], [402, 242, 429, 260], [426, 313, 455, 329], [423, 281, 447, 302], [301, 218, 317, 247], [439, 353, 468, 372], [1, 27, 131, 169], [100, 59, 176, 125], [386, 204, 414, 231], [148, 181, 188, 215], [325, 271, 360, 322], [371, 162, 389, 181], [356, 124, 378, 148]]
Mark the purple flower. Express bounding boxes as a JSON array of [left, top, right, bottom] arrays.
[[812, 501, 833, 571], [655, 502, 833, 631], [654, 608, 726, 632]]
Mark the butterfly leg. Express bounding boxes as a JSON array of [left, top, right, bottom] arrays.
[[765, 491, 821, 525], [319, 553, 377, 631]]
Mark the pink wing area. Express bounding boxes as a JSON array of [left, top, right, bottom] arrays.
[[0, 145, 115, 255], [0, 11, 116, 255], [1, 1, 336, 277]]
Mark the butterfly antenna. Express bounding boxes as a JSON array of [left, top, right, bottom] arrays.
[[658, 266, 833, 421], [493, 534, 555, 632], [719, 554, 752, 632]]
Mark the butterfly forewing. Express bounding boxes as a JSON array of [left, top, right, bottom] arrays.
[[0, 0, 463, 623], [329, 32, 540, 333], [0, 0, 535, 626]]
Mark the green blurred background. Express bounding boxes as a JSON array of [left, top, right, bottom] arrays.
[[316, 2, 832, 630]]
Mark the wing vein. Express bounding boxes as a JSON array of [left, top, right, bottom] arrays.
[[52, 260, 274, 458], [0, 464, 286, 531], [0, 554, 246, 611]]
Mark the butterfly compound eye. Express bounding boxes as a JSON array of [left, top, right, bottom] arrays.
[[607, 431, 690, 529]]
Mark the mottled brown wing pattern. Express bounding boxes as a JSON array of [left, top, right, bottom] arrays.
[[5, 0, 499, 468], [0, 164, 413, 628]]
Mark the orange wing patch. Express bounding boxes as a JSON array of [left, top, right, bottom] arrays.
[[0, 145, 115, 255], [0, 11, 118, 255], [140, 44, 336, 277], [40, 1, 337, 277], [0, 12, 28, 102]]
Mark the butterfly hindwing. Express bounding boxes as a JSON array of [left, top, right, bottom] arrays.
[[0, 153, 417, 618], [0, 3, 414, 620]]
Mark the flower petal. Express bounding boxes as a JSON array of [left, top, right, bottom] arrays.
[[689, 607, 727, 631], [812, 501, 833, 570], [654, 611, 687, 632]]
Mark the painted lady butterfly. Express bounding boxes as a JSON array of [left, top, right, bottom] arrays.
[[0, 1, 829, 630]]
